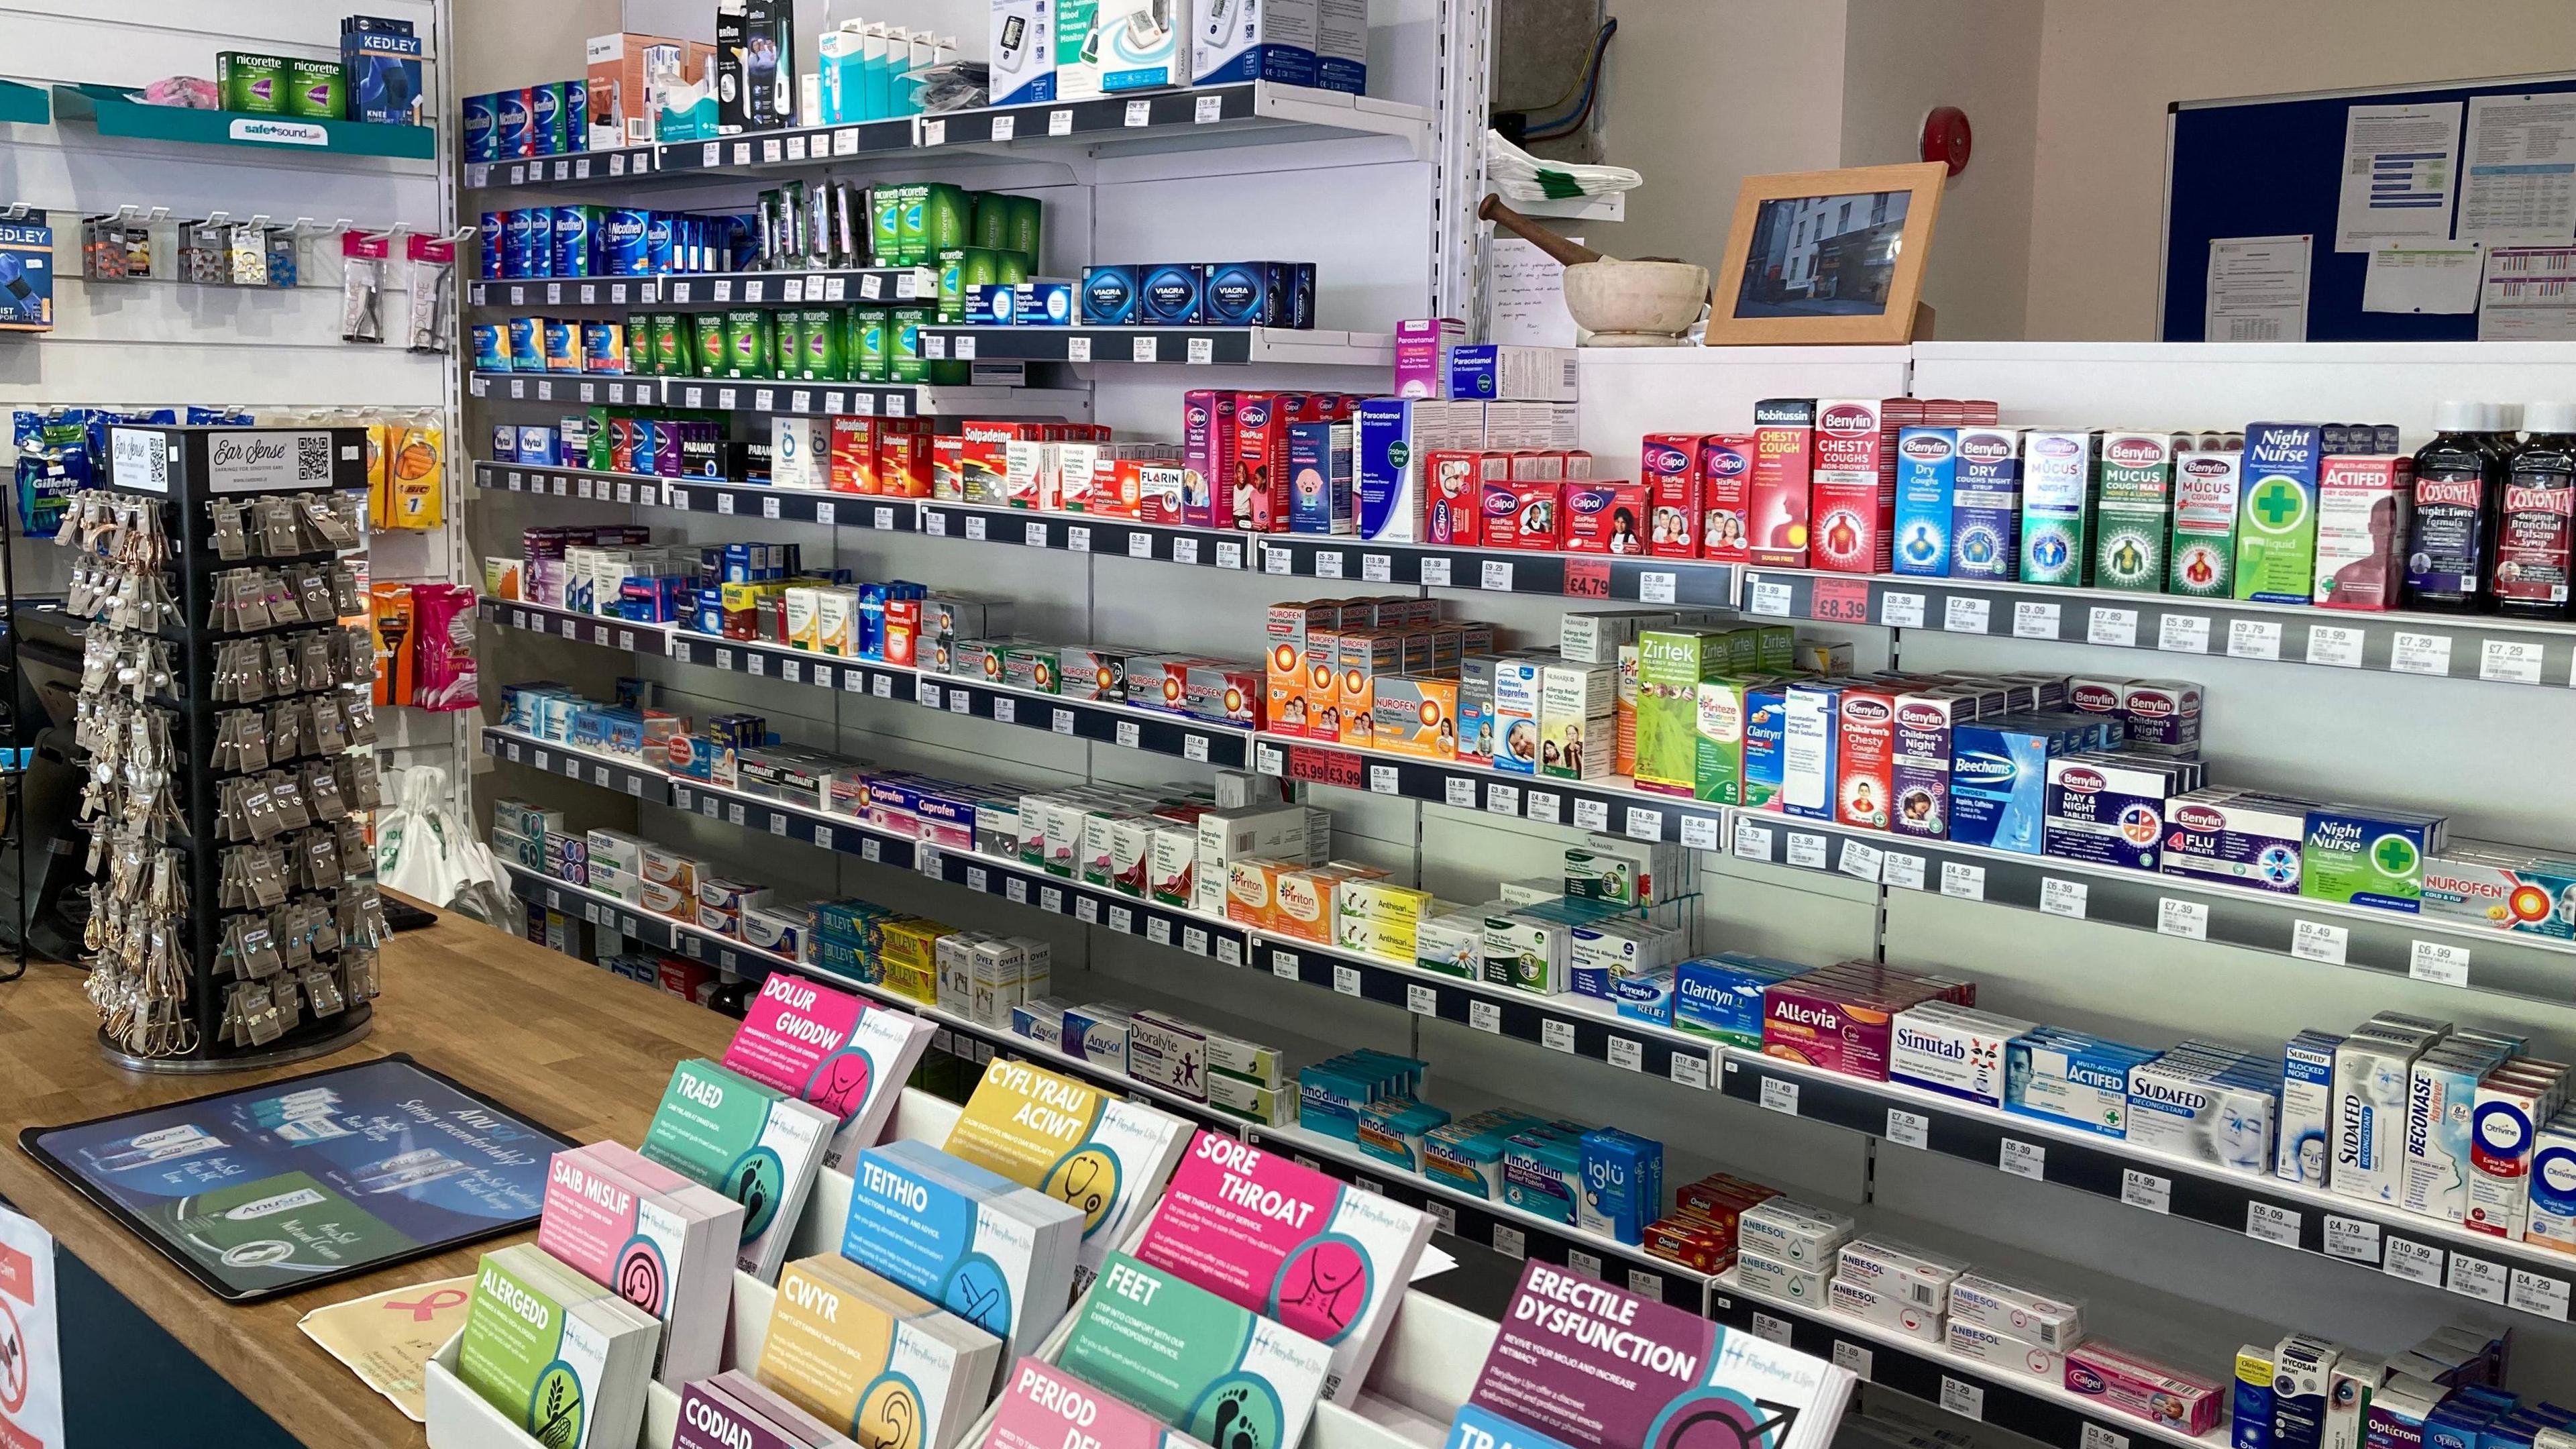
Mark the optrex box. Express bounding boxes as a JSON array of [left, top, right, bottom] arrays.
[[1747, 398, 1815, 567], [1890, 426, 1957, 577], [1949, 427, 2023, 578], [2236, 422, 2325, 604]]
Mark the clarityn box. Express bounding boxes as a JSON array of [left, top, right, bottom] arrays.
[[2092, 431, 2180, 592], [2237, 422, 2325, 604], [1674, 953, 1810, 1049], [2019, 429, 2098, 586]]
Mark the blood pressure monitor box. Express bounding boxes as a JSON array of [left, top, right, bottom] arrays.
[[1193, 0, 1317, 84], [991, 0, 1057, 105]]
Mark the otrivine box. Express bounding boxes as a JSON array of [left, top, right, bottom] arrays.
[[2303, 804, 2445, 912], [1949, 427, 2023, 578], [1809, 398, 1896, 574], [1747, 398, 1815, 567], [1889, 1002, 2035, 1108], [2237, 422, 2326, 604], [2064, 1342, 2222, 1436], [2019, 429, 2099, 585], [2523, 1111, 2576, 1250], [1891, 426, 1958, 576], [2092, 431, 2180, 592]]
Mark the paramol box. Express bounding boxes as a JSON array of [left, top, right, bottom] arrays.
[[2302, 804, 2447, 912], [2092, 431, 2180, 592], [2018, 429, 2098, 586], [2235, 421, 2324, 603]]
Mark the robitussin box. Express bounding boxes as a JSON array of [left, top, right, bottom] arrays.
[[1700, 434, 1755, 561], [1747, 398, 1815, 567]]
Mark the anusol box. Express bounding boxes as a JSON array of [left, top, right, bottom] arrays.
[[2092, 431, 2180, 592], [1747, 398, 1815, 567], [1809, 398, 1902, 574]]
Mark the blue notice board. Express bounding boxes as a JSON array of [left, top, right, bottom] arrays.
[[2162, 72, 2576, 341]]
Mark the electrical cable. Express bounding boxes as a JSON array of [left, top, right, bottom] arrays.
[[1521, 19, 1615, 141]]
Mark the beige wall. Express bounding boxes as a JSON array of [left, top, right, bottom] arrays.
[[1839, 0, 2041, 340], [2025, 0, 2576, 339], [452, 0, 620, 93]]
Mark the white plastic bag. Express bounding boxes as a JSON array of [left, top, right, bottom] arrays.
[[376, 765, 506, 919]]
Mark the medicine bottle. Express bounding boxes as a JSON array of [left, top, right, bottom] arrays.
[[2494, 400, 2576, 621], [2402, 399, 2504, 612]]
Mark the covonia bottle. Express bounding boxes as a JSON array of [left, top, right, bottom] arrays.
[[2402, 400, 2503, 613]]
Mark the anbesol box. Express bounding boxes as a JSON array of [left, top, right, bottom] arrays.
[[1945, 1271, 2083, 1349], [1736, 1197, 1854, 1267], [1825, 1275, 1944, 1342], [1946, 1319, 2063, 1381], [1734, 1244, 1827, 1305]]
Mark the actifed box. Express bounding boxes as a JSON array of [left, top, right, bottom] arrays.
[[841, 1138, 1085, 1358], [638, 1059, 835, 1283], [2236, 422, 2324, 604], [943, 1059, 1191, 1285], [1060, 1254, 1334, 1449], [1134, 1130, 1434, 1403]]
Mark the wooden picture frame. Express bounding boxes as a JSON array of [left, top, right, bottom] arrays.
[[1704, 161, 1947, 345]]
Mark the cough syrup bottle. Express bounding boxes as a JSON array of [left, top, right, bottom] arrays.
[[2495, 400, 2576, 620], [2402, 400, 2504, 612]]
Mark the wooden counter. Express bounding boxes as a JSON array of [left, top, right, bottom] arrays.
[[0, 906, 732, 1448]]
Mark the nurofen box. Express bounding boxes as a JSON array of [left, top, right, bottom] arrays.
[[1949, 427, 2023, 579], [2019, 429, 2098, 586], [1889, 1002, 2037, 1108], [2064, 1342, 2222, 1436], [2169, 447, 2242, 596], [2092, 431, 2181, 592], [2237, 422, 2326, 604], [1809, 398, 1896, 574], [1947, 1272, 2084, 1350], [1748, 398, 1815, 566], [1948, 1320, 2063, 1381], [1891, 427, 1957, 576], [2424, 843, 2576, 939]]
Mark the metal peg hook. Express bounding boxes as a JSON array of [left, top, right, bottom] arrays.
[[246, 214, 270, 230], [0, 203, 29, 221], [146, 206, 170, 222], [204, 210, 231, 227]]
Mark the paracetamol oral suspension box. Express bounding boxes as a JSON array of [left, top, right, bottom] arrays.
[[639, 1059, 835, 1283], [1891, 427, 1957, 576], [1061, 1254, 1334, 1449], [2093, 431, 2178, 592], [2019, 429, 2098, 585], [1949, 427, 2022, 578], [722, 975, 935, 1171], [2169, 447, 2242, 596], [1134, 1131, 1432, 1402], [2236, 422, 2324, 604], [1779, 682, 1841, 822], [945, 1059, 1190, 1285]]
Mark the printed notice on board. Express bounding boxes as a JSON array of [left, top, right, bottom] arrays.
[[2337, 101, 2461, 252], [2363, 241, 2483, 313], [1490, 237, 1582, 347], [2480, 246, 2576, 339], [0, 1200, 64, 1448], [2207, 235, 2312, 341], [2461, 93, 2576, 246]]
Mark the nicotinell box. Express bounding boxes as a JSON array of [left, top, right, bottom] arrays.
[[2093, 431, 2181, 592], [1892, 426, 1958, 576], [1809, 398, 1896, 574], [1889, 1002, 2035, 1108], [1748, 398, 1815, 567], [2170, 447, 2243, 596], [2237, 422, 2326, 604], [2008, 1029, 2156, 1137], [2303, 804, 2445, 912], [1737, 1197, 1855, 1269], [2044, 753, 2194, 871], [2278, 1030, 2342, 1187], [1947, 1273, 2084, 1351], [1948, 1320, 2063, 1381], [1949, 427, 2023, 578], [2064, 1342, 2222, 1436], [2019, 429, 2100, 586], [2334, 1026, 2433, 1205]]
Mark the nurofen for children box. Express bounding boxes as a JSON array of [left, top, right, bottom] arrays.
[[2237, 422, 2326, 604]]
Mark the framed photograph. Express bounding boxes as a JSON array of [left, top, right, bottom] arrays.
[[1706, 161, 1947, 345]]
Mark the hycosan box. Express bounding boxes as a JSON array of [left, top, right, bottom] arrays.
[[1890, 426, 1958, 577], [2169, 447, 2242, 597], [2237, 423, 2326, 604], [1747, 398, 1815, 567], [2271, 1334, 2342, 1449], [2019, 429, 2099, 586]]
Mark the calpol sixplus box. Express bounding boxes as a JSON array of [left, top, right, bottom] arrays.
[[1134, 1130, 1432, 1403], [2018, 429, 2098, 586], [2235, 422, 2324, 603], [2091, 431, 2180, 592], [2167, 447, 2241, 596], [639, 1059, 835, 1283], [943, 1059, 1190, 1285], [1747, 398, 1815, 567], [1060, 1254, 1334, 1449]]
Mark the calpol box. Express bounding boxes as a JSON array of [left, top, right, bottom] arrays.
[[1747, 398, 1815, 567], [2312, 455, 2414, 611], [1698, 433, 1755, 561], [2235, 422, 2324, 604], [1641, 433, 1703, 557]]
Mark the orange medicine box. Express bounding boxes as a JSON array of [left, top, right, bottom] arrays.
[[1270, 861, 1384, 944], [1301, 627, 1350, 742], [1266, 600, 1342, 739], [828, 416, 877, 493], [878, 426, 932, 496], [1336, 629, 1409, 752], [1372, 673, 1460, 761]]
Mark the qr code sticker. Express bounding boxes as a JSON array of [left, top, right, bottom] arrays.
[[297, 433, 332, 482]]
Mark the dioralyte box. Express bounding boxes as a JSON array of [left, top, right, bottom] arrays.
[[1948, 427, 2022, 578], [2235, 422, 2324, 604], [2159, 788, 2309, 894], [2043, 752, 2198, 871], [2019, 429, 2098, 586], [1809, 398, 1898, 574], [1747, 398, 1814, 567], [1890, 426, 1957, 576], [2092, 431, 2179, 592]]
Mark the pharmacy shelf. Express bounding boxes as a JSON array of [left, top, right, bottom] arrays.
[[1254, 735, 1730, 853], [464, 142, 665, 192], [468, 370, 1081, 420], [667, 477, 917, 531], [1708, 1268, 2226, 1449], [1257, 534, 1737, 608], [918, 325, 1393, 368], [50, 84, 435, 159], [1247, 936, 1717, 1092], [0, 78, 51, 125], [478, 724, 1259, 965], [1739, 565, 2576, 690], [1714, 1051, 2576, 1323], [912, 500, 1257, 570], [1721, 810, 2576, 1000], [479, 461, 698, 511], [482, 597, 1255, 769], [496, 861, 1240, 1129], [470, 268, 938, 311], [1244, 1119, 1713, 1309]]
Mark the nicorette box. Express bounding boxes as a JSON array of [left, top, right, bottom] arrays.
[[2236, 422, 2325, 604]]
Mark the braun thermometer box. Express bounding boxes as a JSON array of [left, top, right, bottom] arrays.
[[1059, 0, 1191, 99], [991, 0, 1057, 105], [1193, 0, 1318, 84]]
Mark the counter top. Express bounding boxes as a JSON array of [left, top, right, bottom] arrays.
[[0, 904, 733, 1448]]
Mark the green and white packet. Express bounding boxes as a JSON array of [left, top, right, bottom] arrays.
[[458, 1243, 659, 1449], [1059, 1254, 1332, 1449]]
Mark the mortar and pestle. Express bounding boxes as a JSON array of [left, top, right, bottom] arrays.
[[1479, 193, 1709, 346]]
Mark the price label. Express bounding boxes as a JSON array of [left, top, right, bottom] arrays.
[[1838, 839, 1884, 882], [1670, 1054, 1710, 1090], [2306, 625, 2365, 668], [2012, 599, 2059, 638], [1006, 877, 1027, 904], [1051, 709, 1075, 735], [860, 274, 883, 301], [1271, 950, 1300, 982], [1481, 559, 1515, 592], [1487, 784, 1521, 816], [918, 678, 941, 707], [1040, 887, 1064, 913], [1750, 1314, 1791, 1346], [1436, 778, 1476, 810], [1469, 1000, 1501, 1034], [2411, 939, 2471, 987], [718, 493, 736, 516], [1566, 1250, 1602, 1280], [1333, 965, 1362, 997], [2392, 631, 2454, 676], [2212, 616, 2285, 661], [1882, 853, 1926, 890], [1067, 335, 1093, 363], [2000, 1138, 2046, 1180], [2323, 1215, 2382, 1264], [1886, 1110, 1929, 1148], [1360, 553, 1393, 583], [1075, 897, 1099, 924], [1195, 93, 1225, 123], [2040, 877, 2089, 918], [1213, 937, 1236, 965], [1760, 1077, 1799, 1115], [2479, 637, 2546, 684], [763, 495, 782, 519], [1810, 578, 1870, 623], [1607, 1038, 1642, 1073], [2158, 614, 2211, 653], [873, 676, 892, 698], [1831, 1342, 1872, 1381], [1367, 764, 1401, 796], [2384, 1238, 2446, 1285], [1113, 906, 1141, 935], [2081, 1426, 2128, 1449], [1124, 99, 1153, 127], [1491, 1226, 1526, 1260], [1574, 799, 1611, 832], [714, 280, 734, 303], [994, 698, 1015, 724], [1625, 808, 1662, 841], [1681, 814, 1721, 851], [1525, 790, 1560, 824], [1132, 335, 1159, 363], [1638, 571, 1678, 604], [1066, 525, 1093, 553], [919, 844, 947, 879], [2158, 898, 2210, 940], [1126, 531, 1152, 559], [1187, 337, 1215, 365], [967, 515, 987, 541], [1184, 735, 1212, 763], [2088, 606, 2139, 646], [862, 839, 882, 863], [1878, 592, 1925, 627], [727, 803, 747, 826], [924, 335, 947, 360], [1747, 580, 1793, 616], [1733, 822, 1775, 861], [922, 117, 946, 146], [1786, 833, 1829, 869], [2121, 1169, 2171, 1214], [781, 659, 801, 684], [1407, 983, 1438, 1016], [2246, 1201, 2301, 1246], [2510, 1270, 2573, 1320], [1315, 551, 1344, 579], [2292, 919, 2350, 965], [989, 114, 1016, 142], [1114, 720, 1140, 749], [1938, 1379, 1983, 1421]]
